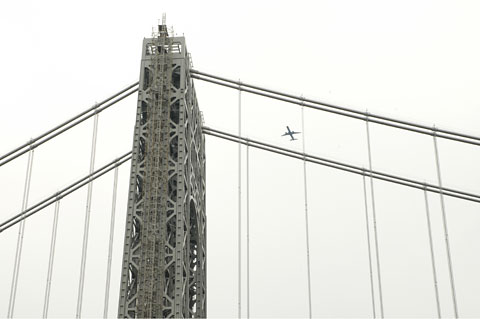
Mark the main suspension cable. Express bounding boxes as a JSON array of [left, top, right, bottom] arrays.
[[0, 84, 138, 168], [191, 70, 480, 146], [202, 127, 480, 204], [0, 152, 131, 234]]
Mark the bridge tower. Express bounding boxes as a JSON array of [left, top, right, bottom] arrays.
[[118, 24, 206, 318]]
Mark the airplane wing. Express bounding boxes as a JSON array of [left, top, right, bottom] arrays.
[[281, 132, 289, 136], [291, 131, 301, 134]]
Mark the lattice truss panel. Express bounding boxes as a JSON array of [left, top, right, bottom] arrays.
[[118, 31, 206, 319]]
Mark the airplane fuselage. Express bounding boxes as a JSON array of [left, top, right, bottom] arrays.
[[283, 126, 300, 141]]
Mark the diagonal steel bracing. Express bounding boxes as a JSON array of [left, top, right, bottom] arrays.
[[118, 25, 206, 318]]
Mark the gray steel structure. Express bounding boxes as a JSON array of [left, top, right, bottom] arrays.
[[118, 25, 206, 318]]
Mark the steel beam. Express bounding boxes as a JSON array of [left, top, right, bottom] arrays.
[[118, 26, 206, 318]]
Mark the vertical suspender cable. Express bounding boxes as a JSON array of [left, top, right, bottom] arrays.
[[423, 187, 442, 318], [362, 173, 376, 318], [365, 116, 384, 318], [246, 140, 250, 319], [433, 131, 458, 318], [76, 112, 99, 318], [301, 103, 312, 319], [7, 148, 34, 318], [103, 165, 119, 318], [238, 81, 242, 319], [43, 200, 61, 318]]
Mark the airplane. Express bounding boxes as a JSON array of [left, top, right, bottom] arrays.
[[281, 126, 301, 141]]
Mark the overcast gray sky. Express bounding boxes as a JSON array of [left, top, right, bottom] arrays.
[[1, 1, 480, 318]]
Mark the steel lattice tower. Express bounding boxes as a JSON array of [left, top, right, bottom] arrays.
[[118, 25, 206, 318]]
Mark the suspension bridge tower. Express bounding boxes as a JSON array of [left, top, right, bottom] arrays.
[[118, 23, 206, 318]]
